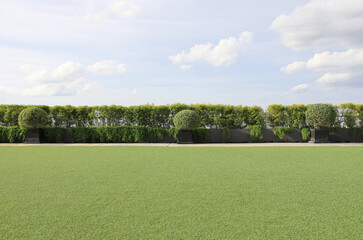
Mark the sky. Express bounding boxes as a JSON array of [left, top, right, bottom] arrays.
[[0, 0, 362, 107]]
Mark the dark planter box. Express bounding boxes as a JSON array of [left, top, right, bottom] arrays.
[[310, 129, 329, 143], [328, 128, 363, 143], [194, 129, 250, 143], [275, 128, 302, 142], [261, 129, 275, 142], [63, 129, 76, 143], [208, 129, 224, 143], [177, 130, 193, 144], [146, 133, 177, 143], [353, 129, 363, 142], [25, 129, 41, 144], [194, 129, 223, 143], [227, 129, 250, 143], [328, 128, 353, 142], [40, 127, 362, 144], [285, 128, 303, 142]]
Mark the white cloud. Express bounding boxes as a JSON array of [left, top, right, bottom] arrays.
[[316, 73, 352, 85], [87, 60, 127, 75], [290, 84, 309, 93], [274, 0, 363, 91], [180, 65, 192, 70], [84, 0, 140, 21], [305, 49, 363, 71], [19, 61, 95, 97], [270, 0, 363, 50], [280, 61, 306, 74], [282, 49, 363, 89], [108, 0, 140, 19], [169, 31, 253, 68], [132, 88, 137, 95], [20, 61, 83, 84]]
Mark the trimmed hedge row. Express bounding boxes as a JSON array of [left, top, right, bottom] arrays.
[[0, 104, 264, 129], [1, 103, 362, 129], [266, 103, 363, 128]]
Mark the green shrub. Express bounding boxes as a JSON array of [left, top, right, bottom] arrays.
[[248, 125, 263, 142], [339, 103, 358, 128], [301, 127, 311, 141], [18, 107, 49, 129], [0, 127, 6, 142], [286, 104, 307, 128], [0, 126, 25, 143], [168, 127, 179, 140], [267, 104, 287, 127], [0, 105, 49, 126], [273, 127, 292, 140], [358, 104, 363, 127], [173, 110, 200, 130], [246, 106, 265, 126], [146, 127, 167, 141], [306, 104, 337, 129]]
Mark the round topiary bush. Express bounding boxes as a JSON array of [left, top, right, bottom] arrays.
[[173, 110, 200, 130], [306, 104, 336, 129], [18, 107, 49, 129]]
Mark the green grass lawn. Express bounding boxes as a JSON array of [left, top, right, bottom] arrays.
[[1, 147, 362, 239]]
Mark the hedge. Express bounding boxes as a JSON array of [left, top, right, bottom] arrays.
[[266, 103, 363, 128], [0, 103, 362, 129], [67, 126, 171, 143], [0, 126, 25, 143], [0, 104, 265, 129]]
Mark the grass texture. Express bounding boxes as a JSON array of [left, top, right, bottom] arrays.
[[0, 146, 362, 239]]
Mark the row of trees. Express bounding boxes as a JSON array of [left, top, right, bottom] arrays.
[[266, 103, 363, 128], [0, 104, 264, 129], [0, 103, 362, 129]]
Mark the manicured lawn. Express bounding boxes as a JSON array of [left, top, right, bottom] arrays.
[[0, 147, 362, 239]]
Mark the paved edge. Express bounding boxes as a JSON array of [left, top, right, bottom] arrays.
[[0, 143, 363, 147]]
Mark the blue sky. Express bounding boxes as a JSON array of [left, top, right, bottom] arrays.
[[0, 0, 362, 107]]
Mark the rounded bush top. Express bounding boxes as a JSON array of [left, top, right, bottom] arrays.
[[18, 107, 49, 129], [306, 104, 336, 129], [173, 110, 200, 130]]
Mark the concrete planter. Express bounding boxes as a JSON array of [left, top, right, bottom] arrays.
[[328, 128, 363, 143], [194, 129, 223, 143], [280, 129, 302, 142], [227, 129, 250, 143], [328, 128, 353, 142], [310, 129, 329, 143], [250, 129, 304, 143], [25, 129, 41, 144], [353, 128, 363, 143], [261, 129, 275, 142], [193, 129, 250, 143], [39, 127, 363, 144]]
